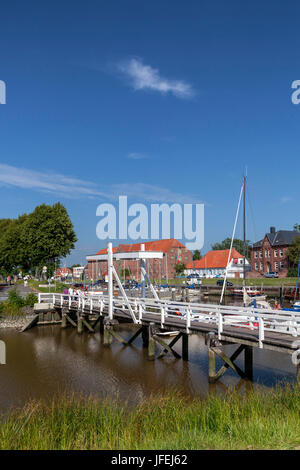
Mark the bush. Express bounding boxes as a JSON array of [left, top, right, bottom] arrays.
[[24, 293, 38, 307], [7, 288, 24, 308]]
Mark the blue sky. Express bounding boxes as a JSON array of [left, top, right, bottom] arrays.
[[0, 1, 299, 266]]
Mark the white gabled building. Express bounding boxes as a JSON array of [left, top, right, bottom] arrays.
[[185, 249, 250, 279]]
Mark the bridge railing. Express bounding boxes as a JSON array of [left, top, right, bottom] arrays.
[[37, 292, 300, 346]]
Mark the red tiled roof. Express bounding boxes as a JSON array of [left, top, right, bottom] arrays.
[[119, 239, 186, 253], [186, 249, 243, 269], [96, 239, 188, 255], [96, 246, 119, 255]]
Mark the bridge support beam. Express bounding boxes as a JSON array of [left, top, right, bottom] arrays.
[[182, 333, 189, 361], [244, 346, 253, 381], [206, 333, 252, 384], [77, 316, 83, 334], [148, 323, 156, 360], [61, 311, 67, 329], [103, 319, 126, 346]]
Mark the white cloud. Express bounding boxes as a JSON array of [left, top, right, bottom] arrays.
[[118, 58, 194, 99], [128, 152, 148, 160], [0, 163, 201, 203], [280, 196, 292, 204]]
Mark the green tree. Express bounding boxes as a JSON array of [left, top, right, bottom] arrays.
[[288, 236, 300, 267], [22, 203, 77, 271], [175, 262, 186, 275], [211, 238, 251, 259], [0, 214, 30, 273], [0, 203, 77, 275], [193, 249, 202, 260]]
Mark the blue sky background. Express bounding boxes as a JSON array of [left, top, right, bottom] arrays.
[[0, 1, 299, 266]]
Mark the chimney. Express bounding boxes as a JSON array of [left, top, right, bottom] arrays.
[[270, 226, 276, 234]]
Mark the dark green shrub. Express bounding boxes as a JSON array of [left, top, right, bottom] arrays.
[[7, 288, 24, 308], [24, 293, 38, 307]]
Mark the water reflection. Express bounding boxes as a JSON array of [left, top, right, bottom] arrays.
[[0, 322, 297, 411]]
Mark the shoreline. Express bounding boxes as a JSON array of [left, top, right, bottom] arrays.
[[0, 313, 35, 331]]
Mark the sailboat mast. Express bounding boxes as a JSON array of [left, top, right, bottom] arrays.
[[243, 175, 246, 284]]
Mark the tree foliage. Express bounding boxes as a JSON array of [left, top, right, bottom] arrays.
[[193, 249, 202, 260], [288, 236, 300, 267], [0, 203, 77, 274], [211, 238, 251, 259], [175, 262, 186, 275]]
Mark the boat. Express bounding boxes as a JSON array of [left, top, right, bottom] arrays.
[[231, 287, 262, 297]]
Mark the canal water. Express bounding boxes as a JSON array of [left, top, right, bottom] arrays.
[[0, 319, 297, 412]]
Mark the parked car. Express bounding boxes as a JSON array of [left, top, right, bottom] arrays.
[[186, 273, 200, 279], [216, 280, 233, 287], [263, 272, 279, 278], [123, 280, 138, 290]]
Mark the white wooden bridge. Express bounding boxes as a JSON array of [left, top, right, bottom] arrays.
[[31, 243, 300, 383]]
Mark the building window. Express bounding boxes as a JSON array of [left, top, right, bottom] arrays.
[[260, 262, 263, 270], [274, 250, 278, 257], [259, 251, 262, 258], [280, 261, 284, 269], [274, 262, 278, 271], [254, 252, 257, 258], [265, 250, 268, 258], [255, 263, 258, 270], [280, 250, 283, 257], [268, 250, 270, 258]]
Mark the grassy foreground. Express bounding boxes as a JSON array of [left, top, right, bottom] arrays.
[[1, 383, 300, 450]]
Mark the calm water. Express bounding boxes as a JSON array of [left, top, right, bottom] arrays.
[[0, 320, 297, 411]]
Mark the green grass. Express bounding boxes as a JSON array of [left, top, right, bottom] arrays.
[[1, 383, 300, 450], [27, 279, 69, 294]]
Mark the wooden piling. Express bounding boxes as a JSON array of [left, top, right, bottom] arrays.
[[61, 311, 67, 329], [244, 346, 253, 381], [208, 347, 216, 383], [77, 316, 83, 334], [103, 323, 112, 346], [142, 324, 149, 347], [148, 323, 155, 360], [182, 333, 189, 361]]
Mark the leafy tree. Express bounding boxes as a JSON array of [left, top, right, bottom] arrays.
[[211, 238, 251, 259], [288, 236, 300, 267], [21, 203, 77, 270], [193, 249, 202, 260], [175, 262, 186, 275], [0, 203, 77, 274], [0, 214, 30, 272]]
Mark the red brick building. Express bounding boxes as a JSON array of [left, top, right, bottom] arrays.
[[85, 239, 193, 280], [251, 227, 299, 277]]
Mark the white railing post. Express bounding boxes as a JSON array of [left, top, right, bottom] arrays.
[[161, 306, 165, 328], [218, 311, 223, 340], [38, 293, 41, 303], [258, 317, 264, 348], [69, 295, 71, 308], [139, 303, 143, 322], [186, 308, 191, 333], [107, 242, 113, 320], [90, 298, 93, 313]]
